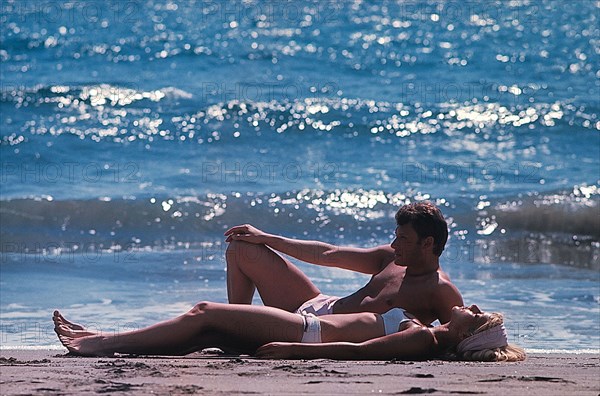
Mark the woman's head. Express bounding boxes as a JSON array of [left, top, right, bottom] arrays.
[[449, 305, 526, 362], [450, 304, 490, 332]]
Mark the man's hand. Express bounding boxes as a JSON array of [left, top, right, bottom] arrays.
[[254, 342, 297, 359], [224, 224, 269, 244]]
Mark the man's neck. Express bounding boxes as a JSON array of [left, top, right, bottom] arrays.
[[405, 259, 439, 276]]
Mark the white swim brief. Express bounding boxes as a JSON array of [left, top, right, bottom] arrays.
[[300, 314, 322, 343], [294, 294, 340, 316]]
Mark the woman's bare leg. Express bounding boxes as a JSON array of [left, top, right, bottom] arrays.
[[54, 302, 305, 356]]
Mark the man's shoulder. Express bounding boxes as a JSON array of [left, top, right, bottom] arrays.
[[372, 244, 394, 254], [432, 273, 461, 299], [436, 266, 455, 283], [371, 244, 395, 267]]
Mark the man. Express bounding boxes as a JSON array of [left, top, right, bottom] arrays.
[[224, 201, 462, 325]]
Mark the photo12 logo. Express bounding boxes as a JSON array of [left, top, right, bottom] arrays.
[[199, 1, 343, 25], [1, 241, 139, 265], [0, 162, 140, 184], [397, 1, 542, 28], [200, 161, 339, 184], [200, 81, 340, 103], [0, 320, 142, 345], [4, 1, 142, 25], [399, 161, 541, 185]]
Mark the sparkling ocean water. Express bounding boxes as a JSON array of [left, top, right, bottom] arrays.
[[1, 0, 598, 352]]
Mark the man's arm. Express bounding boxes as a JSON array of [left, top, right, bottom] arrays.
[[225, 224, 393, 274], [255, 324, 436, 360]]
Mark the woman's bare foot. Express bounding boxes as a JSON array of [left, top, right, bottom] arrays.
[[53, 311, 113, 356], [53, 311, 87, 331], [55, 332, 112, 357], [53, 311, 97, 338]]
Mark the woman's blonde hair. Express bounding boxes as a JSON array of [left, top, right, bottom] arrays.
[[459, 313, 526, 362]]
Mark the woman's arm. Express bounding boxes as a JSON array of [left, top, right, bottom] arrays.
[[256, 325, 436, 360]]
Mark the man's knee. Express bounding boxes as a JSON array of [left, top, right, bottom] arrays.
[[226, 240, 268, 264], [226, 240, 252, 254]]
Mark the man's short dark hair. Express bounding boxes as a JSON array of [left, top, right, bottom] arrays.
[[395, 201, 448, 257]]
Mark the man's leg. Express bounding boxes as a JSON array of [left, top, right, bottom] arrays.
[[226, 240, 321, 312]]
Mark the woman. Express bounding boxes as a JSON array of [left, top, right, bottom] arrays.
[[53, 302, 525, 362]]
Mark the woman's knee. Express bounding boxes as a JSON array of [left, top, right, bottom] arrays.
[[183, 301, 218, 332], [188, 301, 213, 316]]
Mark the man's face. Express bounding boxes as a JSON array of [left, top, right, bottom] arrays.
[[390, 223, 423, 266]]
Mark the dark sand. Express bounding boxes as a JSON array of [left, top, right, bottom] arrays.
[[0, 350, 598, 395]]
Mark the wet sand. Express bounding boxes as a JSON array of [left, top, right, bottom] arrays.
[[0, 350, 598, 395]]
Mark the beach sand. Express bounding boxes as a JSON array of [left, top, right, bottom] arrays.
[[0, 350, 598, 395]]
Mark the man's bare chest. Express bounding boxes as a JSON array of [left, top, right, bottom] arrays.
[[367, 266, 437, 305]]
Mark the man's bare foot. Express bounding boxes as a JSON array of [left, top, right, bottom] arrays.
[[53, 311, 96, 338]]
